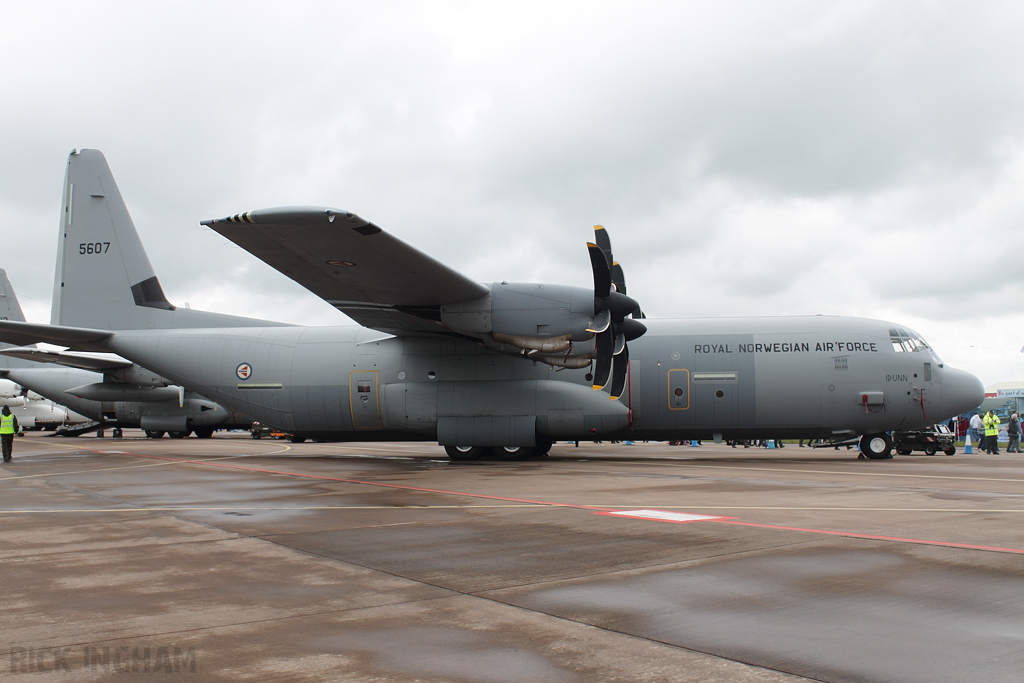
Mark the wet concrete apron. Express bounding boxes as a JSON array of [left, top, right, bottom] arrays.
[[1, 434, 1022, 682]]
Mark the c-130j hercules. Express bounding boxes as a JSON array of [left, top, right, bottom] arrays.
[[0, 150, 984, 460]]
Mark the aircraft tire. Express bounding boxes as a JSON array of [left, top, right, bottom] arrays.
[[861, 433, 893, 459], [194, 429, 215, 439], [945, 447, 956, 456], [144, 430, 165, 439], [535, 439, 553, 457], [168, 431, 191, 439], [923, 444, 937, 456], [288, 435, 307, 443], [496, 445, 535, 461], [445, 445, 484, 461]]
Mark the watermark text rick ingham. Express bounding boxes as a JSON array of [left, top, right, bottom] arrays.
[[9, 645, 197, 674]]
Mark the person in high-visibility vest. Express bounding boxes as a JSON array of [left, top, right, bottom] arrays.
[[983, 410, 1001, 455], [0, 405, 19, 462]]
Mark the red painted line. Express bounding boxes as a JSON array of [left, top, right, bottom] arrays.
[[714, 519, 1024, 555]]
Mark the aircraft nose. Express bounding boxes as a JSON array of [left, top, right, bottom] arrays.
[[941, 367, 985, 418]]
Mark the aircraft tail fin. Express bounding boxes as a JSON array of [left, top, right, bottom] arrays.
[[51, 149, 289, 331], [52, 149, 172, 328], [0, 270, 27, 323], [0, 270, 52, 370]]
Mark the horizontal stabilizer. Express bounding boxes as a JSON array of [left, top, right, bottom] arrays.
[[203, 207, 489, 335], [0, 321, 113, 352], [0, 346, 132, 371]]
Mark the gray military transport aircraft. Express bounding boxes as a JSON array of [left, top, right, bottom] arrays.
[[0, 149, 984, 459], [0, 269, 255, 438]]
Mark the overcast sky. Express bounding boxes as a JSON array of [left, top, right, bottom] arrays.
[[1, 1, 1022, 387]]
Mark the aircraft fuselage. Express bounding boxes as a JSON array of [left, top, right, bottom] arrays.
[[102, 315, 982, 444]]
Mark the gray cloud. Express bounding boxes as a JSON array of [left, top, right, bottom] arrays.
[[1, 1, 1022, 385]]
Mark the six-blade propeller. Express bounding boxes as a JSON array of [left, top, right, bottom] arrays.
[[586, 226, 646, 399]]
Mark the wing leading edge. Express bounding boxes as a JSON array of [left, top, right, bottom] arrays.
[[203, 207, 489, 335]]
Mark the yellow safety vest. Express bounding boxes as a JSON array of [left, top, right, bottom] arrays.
[[0, 414, 15, 434], [983, 414, 1000, 437]]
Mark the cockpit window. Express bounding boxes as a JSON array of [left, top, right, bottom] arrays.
[[889, 328, 931, 353]]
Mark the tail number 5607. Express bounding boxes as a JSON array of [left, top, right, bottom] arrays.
[[79, 242, 111, 254]]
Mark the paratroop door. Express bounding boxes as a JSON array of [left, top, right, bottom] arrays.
[[349, 371, 381, 429]]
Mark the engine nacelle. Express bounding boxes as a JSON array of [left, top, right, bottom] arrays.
[[441, 283, 598, 345], [68, 383, 180, 403]]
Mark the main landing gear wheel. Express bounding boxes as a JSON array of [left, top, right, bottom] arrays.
[[496, 446, 535, 461], [535, 440, 553, 457], [860, 433, 893, 459], [144, 430, 165, 439], [445, 445, 484, 461], [194, 428, 214, 439], [168, 431, 191, 439], [288, 435, 307, 443]]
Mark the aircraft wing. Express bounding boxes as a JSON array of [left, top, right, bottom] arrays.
[[0, 321, 113, 352], [202, 207, 489, 335], [0, 346, 133, 372]]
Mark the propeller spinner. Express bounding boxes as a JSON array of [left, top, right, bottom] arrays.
[[587, 226, 646, 398]]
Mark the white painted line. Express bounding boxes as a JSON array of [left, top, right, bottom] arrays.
[[605, 509, 725, 523]]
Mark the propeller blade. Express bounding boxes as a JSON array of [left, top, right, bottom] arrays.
[[587, 307, 611, 334], [594, 225, 613, 261], [592, 328, 613, 389], [587, 242, 611, 299], [613, 331, 625, 356], [611, 262, 626, 294], [609, 344, 629, 400]]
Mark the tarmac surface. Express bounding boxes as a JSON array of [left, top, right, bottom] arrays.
[[2, 432, 1023, 682]]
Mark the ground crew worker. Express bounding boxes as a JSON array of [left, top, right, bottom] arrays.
[[1007, 413, 1021, 453], [970, 412, 985, 450], [1, 405, 19, 462], [983, 410, 1001, 455]]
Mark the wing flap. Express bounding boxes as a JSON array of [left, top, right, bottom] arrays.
[[203, 207, 488, 334]]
